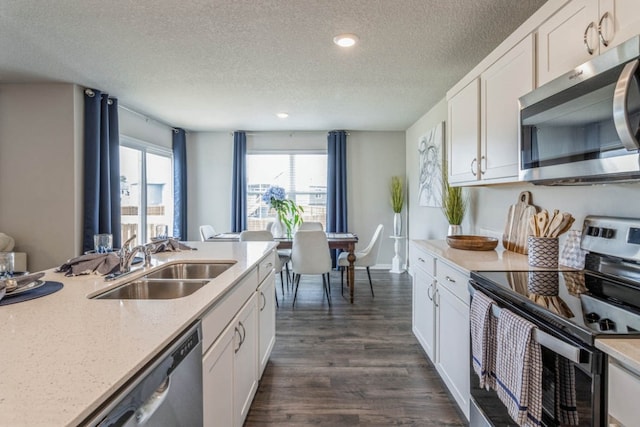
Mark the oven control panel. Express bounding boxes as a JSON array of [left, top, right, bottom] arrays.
[[582, 216, 640, 262]]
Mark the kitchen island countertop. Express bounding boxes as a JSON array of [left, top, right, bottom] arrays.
[[0, 241, 276, 427]]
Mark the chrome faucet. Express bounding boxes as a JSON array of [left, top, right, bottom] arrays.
[[120, 244, 154, 273], [118, 235, 154, 273]]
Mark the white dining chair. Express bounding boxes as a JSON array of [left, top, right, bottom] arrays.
[[239, 230, 285, 306], [199, 225, 216, 241], [338, 224, 384, 297], [290, 230, 332, 307], [266, 221, 292, 289], [297, 221, 323, 231]]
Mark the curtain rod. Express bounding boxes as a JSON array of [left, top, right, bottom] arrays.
[[118, 104, 179, 131], [229, 131, 351, 136]]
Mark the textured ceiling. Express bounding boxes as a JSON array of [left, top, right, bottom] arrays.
[[0, 0, 546, 131]]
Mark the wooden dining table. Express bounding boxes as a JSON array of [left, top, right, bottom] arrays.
[[208, 232, 360, 303]]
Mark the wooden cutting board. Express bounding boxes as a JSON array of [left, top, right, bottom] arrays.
[[502, 191, 538, 254]]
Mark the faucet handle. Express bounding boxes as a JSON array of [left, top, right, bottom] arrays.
[[120, 235, 137, 254]]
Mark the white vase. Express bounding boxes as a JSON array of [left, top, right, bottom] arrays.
[[271, 218, 284, 238], [447, 224, 462, 236], [393, 213, 402, 237]]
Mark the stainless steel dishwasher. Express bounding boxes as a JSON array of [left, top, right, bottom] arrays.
[[85, 321, 203, 426]]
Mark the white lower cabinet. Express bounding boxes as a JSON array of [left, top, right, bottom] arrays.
[[203, 293, 258, 427], [234, 294, 259, 425], [410, 242, 470, 420], [202, 250, 276, 427], [435, 283, 470, 419], [411, 244, 436, 362], [608, 359, 640, 427], [203, 320, 235, 427], [413, 267, 436, 361], [258, 271, 276, 377]]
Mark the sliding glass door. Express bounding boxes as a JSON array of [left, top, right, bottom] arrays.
[[119, 138, 173, 245]]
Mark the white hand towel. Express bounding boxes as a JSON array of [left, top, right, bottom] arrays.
[[495, 309, 542, 427], [470, 290, 497, 390]]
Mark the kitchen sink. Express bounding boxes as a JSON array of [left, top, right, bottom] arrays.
[[93, 279, 210, 300], [143, 262, 236, 280]]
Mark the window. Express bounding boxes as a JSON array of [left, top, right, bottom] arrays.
[[119, 137, 173, 245], [246, 153, 327, 231]]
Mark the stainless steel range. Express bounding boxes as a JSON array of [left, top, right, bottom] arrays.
[[469, 216, 640, 427]]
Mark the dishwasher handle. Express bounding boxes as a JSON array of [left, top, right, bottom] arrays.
[[134, 377, 171, 425]]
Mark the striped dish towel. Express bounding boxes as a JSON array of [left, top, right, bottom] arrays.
[[470, 290, 497, 390], [495, 309, 542, 427], [556, 356, 579, 425]]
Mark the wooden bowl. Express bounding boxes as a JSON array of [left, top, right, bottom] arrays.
[[446, 235, 498, 251]]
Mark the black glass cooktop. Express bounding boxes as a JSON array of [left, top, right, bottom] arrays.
[[471, 269, 640, 345]]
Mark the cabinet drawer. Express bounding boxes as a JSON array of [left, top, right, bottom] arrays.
[[202, 268, 258, 352], [609, 360, 640, 426], [258, 251, 276, 285], [436, 260, 469, 306], [410, 245, 435, 276]]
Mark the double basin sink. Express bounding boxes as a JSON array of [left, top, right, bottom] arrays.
[[93, 262, 236, 300]]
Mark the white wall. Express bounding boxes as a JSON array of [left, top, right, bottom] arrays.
[[186, 130, 406, 266], [405, 98, 454, 241], [0, 83, 83, 271], [186, 131, 233, 240], [347, 131, 406, 267], [406, 97, 640, 251]]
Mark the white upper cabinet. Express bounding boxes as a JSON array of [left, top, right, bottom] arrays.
[[481, 34, 535, 181], [448, 35, 534, 185], [538, 0, 640, 85], [448, 78, 480, 185]]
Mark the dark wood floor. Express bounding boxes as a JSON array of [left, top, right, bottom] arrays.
[[245, 269, 466, 426]]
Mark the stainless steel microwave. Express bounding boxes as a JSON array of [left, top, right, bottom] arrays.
[[519, 35, 640, 184]]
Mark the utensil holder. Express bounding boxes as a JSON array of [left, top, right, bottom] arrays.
[[527, 236, 559, 268]]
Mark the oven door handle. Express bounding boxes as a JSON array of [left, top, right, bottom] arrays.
[[469, 283, 583, 364]]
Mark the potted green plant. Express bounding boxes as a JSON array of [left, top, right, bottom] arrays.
[[390, 176, 404, 236], [441, 169, 467, 235], [262, 186, 304, 238]]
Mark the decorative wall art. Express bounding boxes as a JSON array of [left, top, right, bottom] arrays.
[[418, 122, 444, 207]]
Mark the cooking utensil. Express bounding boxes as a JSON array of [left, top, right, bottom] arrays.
[[502, 191, 538, 254], [547, 211, 565, 238], [535, 210, 548, 237]]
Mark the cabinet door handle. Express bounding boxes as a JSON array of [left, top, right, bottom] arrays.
[[434, 289, 440, 307], [239, 321, 247, 345], [417, 257, 425, 263], [445, 275, 456, 283], [427, 283, 433, 301], [471, 158, 477, 176], [266, 262, 273, 270], [598, 12, 610, 47], [234, 327, 242, 353], [480, 155, 486, 175], [584, 22, 595, 55], [260, 291, 266, 311]]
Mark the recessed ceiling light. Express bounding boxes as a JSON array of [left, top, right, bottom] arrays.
[[276, 112, 289, 119], [333, 33, 359, 48]]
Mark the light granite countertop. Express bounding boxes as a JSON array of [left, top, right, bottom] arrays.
[[0, 241, 276, 427], [412, 239, 640, 372], [411, 239, 552, 274]]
